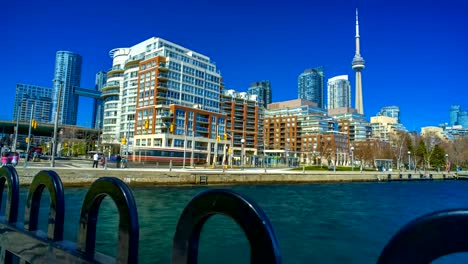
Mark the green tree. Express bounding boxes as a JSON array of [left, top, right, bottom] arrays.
[[416, 140, 426, 169], [430, 144, 446, 169]]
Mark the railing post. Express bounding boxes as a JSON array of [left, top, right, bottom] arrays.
[[172, 189, 281, 263]]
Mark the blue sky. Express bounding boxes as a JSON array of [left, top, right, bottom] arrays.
[[3, 0, 467, 131]]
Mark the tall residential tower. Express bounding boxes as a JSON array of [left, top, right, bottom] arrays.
[[247, 80, 272, 109], [52, 51, 83, 125], [298, 67, 325, 108], [351, 9, 365, 115], [327, 75, 351, 109]]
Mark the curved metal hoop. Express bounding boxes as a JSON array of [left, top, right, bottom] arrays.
[[172, 189, 282, 264], [24, 170, 65, 241], [77, 177, 139, 263], [378, 209, 468, 263], [0, 166, 20, 224]]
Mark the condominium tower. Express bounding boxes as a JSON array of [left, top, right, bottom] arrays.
[[13, 84, 53, 123], [52, 51, 83, 125], [450, 105, 468, 128], [327, 75, 351, 109], [103, 37, 224, 163], [377, 106, 400, 123], [298, 67, 325, 108], [92, 71, 107, 129], [247, 81, 272, 109]]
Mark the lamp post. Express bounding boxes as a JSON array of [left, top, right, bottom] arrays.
[[445, 154, 449, 173], [313, 145, 317, 165], [51, 80, 63, 167], [351, 146, 354, 171], [241, 138, 245, 170], [12, 105, 20, 152], [407, 151, 411, 170]]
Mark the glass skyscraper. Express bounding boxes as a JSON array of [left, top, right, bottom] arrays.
[[93, 71, 107, 129], [13, 84, 53, 123], [52, 51, 82, 125], [327, 75, 351, 109], [247, 80, 272, 108], [378, 106, 400, 123], [450, 105, 467, 128], [298, 67, 324, 108]]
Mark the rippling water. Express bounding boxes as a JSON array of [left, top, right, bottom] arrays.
[[5, 181, 468, 263]]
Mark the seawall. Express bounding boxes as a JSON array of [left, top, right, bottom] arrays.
[[12, 167, 457, 187]]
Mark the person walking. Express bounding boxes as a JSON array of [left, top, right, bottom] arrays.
[[92, 153, 99, 168], [11, 153, 18, 167], [116, 155, 122, 168], [1, 154, 7, 166]]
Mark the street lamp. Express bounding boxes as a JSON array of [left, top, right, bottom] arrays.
[[408, 151, 411, 170], [445, 154, 449, 172], [313, 145, 317, 165], [351, 146, 354, 171], [51, 80, 63, 167], [241, 138, 245, 170], [12, 105, 21, 152]]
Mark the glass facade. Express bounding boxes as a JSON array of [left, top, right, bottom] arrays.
[[450, 105, 467, 128], [298, 67, 324, 108], [93, 71, 107, 129], [247, 80, 272, 108], [52, 51, 83, 125], [327, 75, 351, 109], [13, 84, 53, 123], [378, 106, 400, 123]]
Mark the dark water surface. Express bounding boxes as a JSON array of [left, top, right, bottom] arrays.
[[5, 180, 468, 263]]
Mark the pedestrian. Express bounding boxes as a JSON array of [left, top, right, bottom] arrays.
[[11, 153, 18, 167], [121, 156, 127, 168], [1, 154, 7, 166], [92, 153, 99, 168], [99, 156, 106, 168], [116, 155, 122, 168]]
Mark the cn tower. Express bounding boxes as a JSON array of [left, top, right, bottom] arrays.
[[352, 8, 365, 115]]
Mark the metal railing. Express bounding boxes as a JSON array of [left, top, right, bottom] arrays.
[[0, 166, 139, 263], [1, 165, 467, 263]]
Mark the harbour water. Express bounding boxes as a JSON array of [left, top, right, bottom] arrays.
[[7, 180, 468, 263]]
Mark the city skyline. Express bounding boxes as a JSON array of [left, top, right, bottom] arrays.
[[4, 0, 468, 131]]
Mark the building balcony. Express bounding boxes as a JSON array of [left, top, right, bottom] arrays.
[[125, 58, 141, 68], [101, 87, 120, 99], [158, 63, 168, 71], [157, 73, 168, 81], [160, 112, 173, 120], [156, 92, 167, 99], [103, 81, 120, 89], [196, 117, 209, 123], [156, 82, 168, 89]]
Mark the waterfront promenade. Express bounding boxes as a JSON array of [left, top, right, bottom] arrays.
[[12, 159, 458, 186]]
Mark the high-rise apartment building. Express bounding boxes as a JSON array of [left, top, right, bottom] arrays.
[[298, 67, 325, 108], [221, 89, 264, 166], [327, 75, 351, 109], [450, 105, 467, 128], [247, 81, 272, 109], [104, 37, 225, 164], [264, 99, 339, 166], [377, 106, 400, 123], [93, 71, 107, 129], [52, 51, 83, 125], [13, 84, 53, 123]]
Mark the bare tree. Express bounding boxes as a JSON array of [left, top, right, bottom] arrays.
[[421, 131, 442, 170], [389, 131, 410, 170]]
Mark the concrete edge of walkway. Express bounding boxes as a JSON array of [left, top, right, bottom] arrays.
[[11, 167, 458, 187]]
